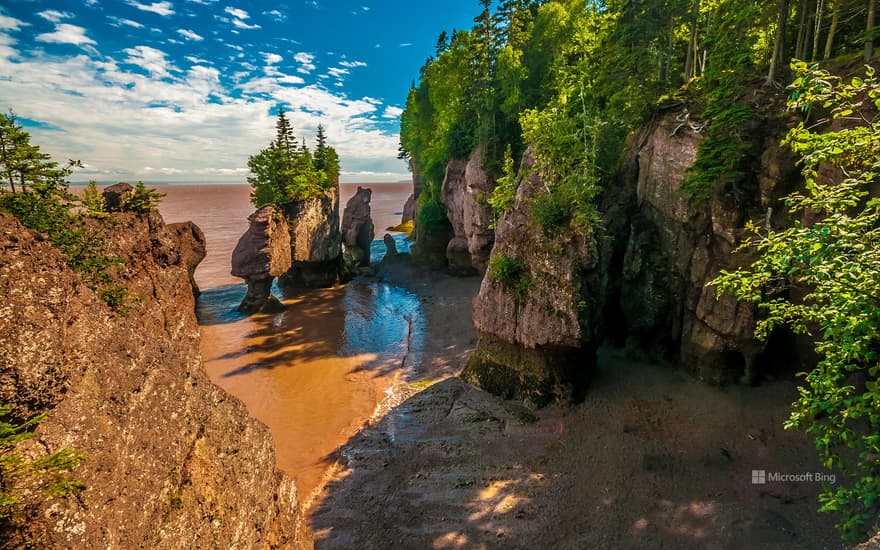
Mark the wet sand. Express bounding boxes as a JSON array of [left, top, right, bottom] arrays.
[[158, 182, 418, 499]]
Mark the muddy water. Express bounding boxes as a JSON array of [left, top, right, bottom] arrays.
[[158, 183, 419, 500]]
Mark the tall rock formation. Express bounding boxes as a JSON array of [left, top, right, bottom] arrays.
[[167, 221, 207, 296], [280, 185, 345, 288], [341, 186, 375, 268], [231, 206, 291, 314], [440, 148, 496, 274], [617, 106, 798, 384], [463, 146, 605, 407], [0, 210, 309, 548]]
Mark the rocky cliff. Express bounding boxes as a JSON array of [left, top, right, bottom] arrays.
[[341, 186, 374, 268], [280, 184, 345, 288], [463, 100, 805, 403], [0, 209, 309, 548], [462, 146, 605, 407]]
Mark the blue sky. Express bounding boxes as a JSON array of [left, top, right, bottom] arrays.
[[0, 1, 479, 183]]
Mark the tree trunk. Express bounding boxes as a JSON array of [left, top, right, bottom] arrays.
[[811, 0, 825, 61], [766, 0, 790, 87], [823, 0, 839, 59], [684, 0, 700, 80], [868, 0, 877, 62]]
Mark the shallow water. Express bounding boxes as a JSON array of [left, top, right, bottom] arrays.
[[158, 182, 418, 499]]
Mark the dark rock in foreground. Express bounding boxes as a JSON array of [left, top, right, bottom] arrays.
[[280, 185, 346, 288]]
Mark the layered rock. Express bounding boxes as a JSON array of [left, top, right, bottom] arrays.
[[280, 185, 345, 288], [167, 221, 207, 296], [440, 148, 496, 274], [463, 146, 605, 407], [341, 186, 374, 268], [231, 206, 291, 314], [0, 211, 308, 548], [617, 106, 798, 384], [101, 182, 134, 212]]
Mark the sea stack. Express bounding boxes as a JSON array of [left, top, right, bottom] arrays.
[[231, 206, 291, 314], [341, 186, 375, 268]]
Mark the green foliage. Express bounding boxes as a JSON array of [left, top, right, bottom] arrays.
[[713, 64, 880, 541], [0, 113, 129, 310], [488, 144, 518, 223], [123, 181, 164, 213], [416, 193, 450, 231], [248, 109, 339, 208], [1, 404, 83, 526], [489, 253, 532, 301], [530, 191, 572, 233], [81, 180, 105, 217]]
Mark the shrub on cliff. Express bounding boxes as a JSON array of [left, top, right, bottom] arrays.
[[0, 405, 83, 544], [714, 64, 880, 541], [0, 112, 129, 310], [248, 109, 340, 208]]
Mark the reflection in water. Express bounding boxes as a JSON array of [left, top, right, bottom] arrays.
[[196, 278, 424, 502]]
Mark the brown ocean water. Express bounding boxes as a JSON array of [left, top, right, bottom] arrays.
[[155, 182, 418, 502]]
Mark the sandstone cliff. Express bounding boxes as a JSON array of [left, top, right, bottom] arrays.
[[280, 185, 345, 288], [341, 186, 374, 268], [463, 100, 805, 403], [0, 210, 309, 548], [462, 146, 604, 407]]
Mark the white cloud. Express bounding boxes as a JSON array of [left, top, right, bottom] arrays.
[[122, 45, 175, 78], [327, 67, 348, 78], [36, 24, 96, 47], [263, 9, 285, 22], [84, 0, 99, 6], [339, 60, 366, 68], [0, 13, 28, 31], [0, 34, 408, 182], [37, 10, 74, 24], [399, 43, 412, 47], [382, 106, 403, 119], [177, 28, 203, 41], [108, 16, 144, 29], [224, 6, 250, 20], [231, 19, 260, 30], [263, 52, 282, 65], [126, 1, 175, 16], [293, 51, 316, 74]]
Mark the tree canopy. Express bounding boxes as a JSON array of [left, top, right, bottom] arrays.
[[248, 109, 340, 208]]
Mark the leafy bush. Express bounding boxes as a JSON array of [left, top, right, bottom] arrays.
[[1, 405, 83, 533], [487, 145, 518, 224], [122, 181, 164, 213], [713, 64, 880, 541], [530, 190, 572, 233], [489, 254, 532, 301], [81, 181, 105, 217], [416, 195, 450, 231]]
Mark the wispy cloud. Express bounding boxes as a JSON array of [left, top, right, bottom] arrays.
[[294, 51, 315, 74], [339, 60, 366, 68], [126, 1, 175, 16], [263, 9, 285, 22], [177, 28, 203, 41], [37, 10, 74, 24], [0, 11, 28, 31], [122, 45, 175, 78], [263, 52, 282, 65], [108, 16, 144, 29], [36, 24, 96, 47]]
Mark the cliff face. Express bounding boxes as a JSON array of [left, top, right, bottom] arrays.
[[465, 103, 804, 403], [231, 205, 292, 314], [618, 106, 798, 384], [0, 211, 309, 548]]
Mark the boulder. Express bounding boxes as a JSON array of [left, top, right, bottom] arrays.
[[341, 186, 375, 267], [279, 185, 345, 288], [102, 182, 134, 212], [463, 146, 605, 407], [231, 206, 291, 314], [167, 221, 207, 296], [383, 233, 398, 256]]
